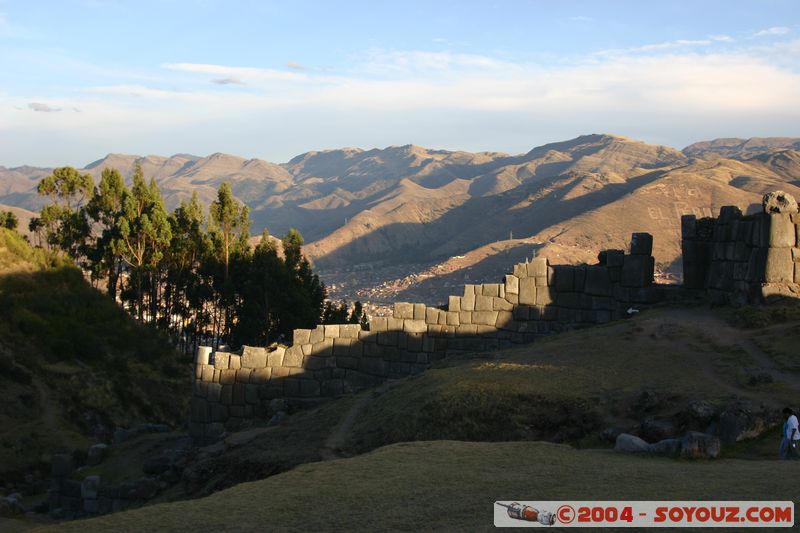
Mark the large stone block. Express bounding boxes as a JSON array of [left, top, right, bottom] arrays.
[[333, 338, 353, 356], [358, 330, 377, 343], [492, 297, 513, 311], [201, 364, 215, 382], [388, 317, 404, 330], [768, 213, 795, 247], [621, 255, 654, 288], [308, 326, 324, 344], [495, 311, 513, 328], [630, 232, 653, 255], [220, 384, 233, 405], [267, 346, 285, 367], [235, 368, 252, 383], [324, 325, 340, 338], [459, 311, 472, 324], [394, 302, 414, 319], [206, 382, 222, 402], [339, 324, 360, 339], [504, 274, 519, 295], [377, 331, 399, 346], [554, 266, 574, 292], [573, 266, 586, 292], [518, 277, 537, 305], [528, 258, 548, 277], [229, 355, 242, 370], [681, 214, 697, 240], [413, 303, 426, 320], [513, 262, 527, 278], [473, 310, 499, 326], [461, 286, 476, 311], [241, 346, 267, 368], [481, 284, 499, 297], [448, 296, 461, 312], [535, 286, 554, 306], [404, 319, 428, 333], [584, 266, 612, 296], [557, 292, 580, 308], [232, 383, 246, 404], [220, 369, 236, 385], [251, 367, 271, 383], [764, 247, 793, 282], [283, 345, 304, 367], [475, 295, 494, 311], [293, 329, 311, 345], [213, 352, 230, 370], [370, 317, 388, 332], [445, 312, 460, 326], [304, 355, 328, 371]]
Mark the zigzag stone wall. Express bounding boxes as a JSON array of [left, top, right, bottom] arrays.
[[682, 204, 800, 304], [189, 233, 661, 442]]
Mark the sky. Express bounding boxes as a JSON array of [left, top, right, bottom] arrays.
[[1, 0, 799, 167]]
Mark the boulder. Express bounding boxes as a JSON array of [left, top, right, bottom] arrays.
[[641, 417, 677, 442], [682, 400, 716, 430], [81, 475, 101, 499], [718, 400, 775, 445], [763, 191, 798, 214], [650, 438, 681, 457], [87, 443, 109, 466], [680, 431, 721, 459], [614, 433, 651, 453]]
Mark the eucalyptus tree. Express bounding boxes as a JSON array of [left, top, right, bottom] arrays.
[[114, 165, 172, 321]]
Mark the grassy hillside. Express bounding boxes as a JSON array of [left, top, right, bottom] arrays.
[[345, 306, 798, 454], [0, 228, 190, 478], [149, 303, 798, 506], [35, 440, 797, 532]]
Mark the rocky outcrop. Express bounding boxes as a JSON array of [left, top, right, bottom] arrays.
[[763, 191, 799, 214], [614, 432, 721, 459]]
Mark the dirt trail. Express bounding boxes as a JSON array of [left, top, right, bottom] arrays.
[[321, 381, 395, 460], [658, 308, 800, 390], [32, 377, 59, 436]]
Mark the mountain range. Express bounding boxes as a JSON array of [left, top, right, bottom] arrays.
[[2, 134, 799, 302]]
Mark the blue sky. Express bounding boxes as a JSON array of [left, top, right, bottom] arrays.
[[1, 0, 799, 166]]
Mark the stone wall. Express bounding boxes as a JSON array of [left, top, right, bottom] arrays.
[[682, 196, 800, 304], [189, 233, 661, 442]]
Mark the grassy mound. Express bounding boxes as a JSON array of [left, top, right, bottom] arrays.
[[36, 440, 794, 532], [0, 229, 190, 477]]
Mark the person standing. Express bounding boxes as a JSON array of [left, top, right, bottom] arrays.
[[780, 407, 799, 460]]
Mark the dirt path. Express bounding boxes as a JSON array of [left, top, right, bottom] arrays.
[[320, 381, 395, 460], [658, 307, 800, 390], [32, 376, 60, 438]]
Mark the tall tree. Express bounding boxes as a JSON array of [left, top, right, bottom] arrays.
[[114, 165, 172, 321], [85, 168, 127, 297], [36, 166, 94, 256], [209, 182, 249, 282]]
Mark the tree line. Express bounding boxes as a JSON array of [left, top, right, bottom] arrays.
[[28, 165, 367, 355]]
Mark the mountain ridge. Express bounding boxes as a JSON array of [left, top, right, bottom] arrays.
[[2, 134, 799, 303]]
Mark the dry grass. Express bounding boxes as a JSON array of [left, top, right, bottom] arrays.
[[36, 440, 797, 533]]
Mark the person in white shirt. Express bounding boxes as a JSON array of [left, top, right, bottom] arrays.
[[780, 407, 799, 460]]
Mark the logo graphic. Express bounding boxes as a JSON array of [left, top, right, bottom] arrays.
[[496, 502, 556, 525]]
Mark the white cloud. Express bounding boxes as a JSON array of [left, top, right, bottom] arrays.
[[163, 62, 307, 82], [753, 26, 790, 37], [28, 102, 61, 112], [4, 37, 800, 166], [709, 34, 734, 42]]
